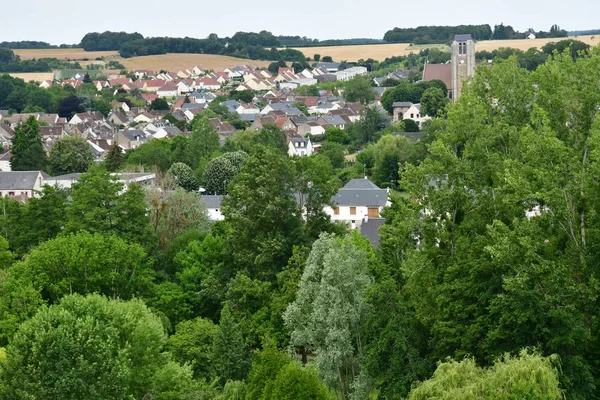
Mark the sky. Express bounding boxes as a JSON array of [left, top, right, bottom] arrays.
[[1, 0, 599, 45]]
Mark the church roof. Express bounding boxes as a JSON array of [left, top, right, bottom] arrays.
[[454, 34, 473, 41], [423, 63, 452, 90]]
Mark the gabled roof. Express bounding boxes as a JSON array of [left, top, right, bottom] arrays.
[[392, 102, 413, 108], [0, 171, 47, 190], [332, 178, 388, 207]]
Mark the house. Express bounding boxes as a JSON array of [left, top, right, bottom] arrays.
[[404, 103, 430, 127], [39, 80, 53, 89], [108, 111, 129, 126], [0, 153, 10, 171], [527, 32, 536, 40], [69, 111, 104, 125], [324, 178, 390, 225], [288, 138, 313, 157], [201, 195, 225, 221], [392, 102, 413, 123], [0, 171, 50, 200], [316, 62, 342, 73], [157, 84, 178, 98], [112, 102, 130, 113], [197, 77, 221, 91], [318, 115, 347, 130]]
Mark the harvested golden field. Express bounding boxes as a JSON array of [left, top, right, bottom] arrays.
[[119, 53, 271, 72], [8, 72, 55, 82], [13, 48, 119, 60], [290, 35, 600, 62], [474, 35, 600, 52], [290, 44, 413, 62]]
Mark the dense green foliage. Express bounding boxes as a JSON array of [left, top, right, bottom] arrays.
[[80, 31, 144, 51], [408, 351, 562, 399], [10, 116, 47, 171], [48, 135, 94, 175]]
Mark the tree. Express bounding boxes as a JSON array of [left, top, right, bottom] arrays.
[[408, 351, 562, 399], [322, 56, 333, 62], [222, 146, 303, 279], [48, 135, 94, 175], [150, 97, 170, 110], [354, 106, 389, 144], [420, 87, 449, 118], [187, 117, 220, 169], [212, 303, 252, 385], [104, 141, 124, 171], [0, 236, 13, 270], [0, 294, 197, 399], [202, 157, 234, 195], [167, 317, 219, 380], [246, 339, 292, 399], [372, 134, 412, 188], [318, 142, 345, 169], [325, 127, 349, 144], [93, 98, 111, 117], [313, 54, 321, 62], [9, 185, 68, 256], [58, 95, 86, 118], [252, 124, 287, 153], [265, 362, 330, 400], [7, 231, 153, 302], [65, 167, 154, 246], [150, 188, 211, 249], [403, 118, 420, 132], [284, 232, 373, 399], [343, 76, 376, 105], [388, 53, 600, 398], [168, 162, 199, 191], [9, 116, 46, 171]]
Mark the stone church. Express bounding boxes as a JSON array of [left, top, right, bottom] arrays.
[[423, 34, 476, 101]]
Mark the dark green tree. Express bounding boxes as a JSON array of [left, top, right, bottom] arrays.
[[343, 76, 376, 105], [420, 87, 449, 118], [104, 142, 124, 171], [212, 303, 252, 385], [9, 116, 47, 171], [150, 97, 170, 110]]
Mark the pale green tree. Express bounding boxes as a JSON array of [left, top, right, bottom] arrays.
[[284, 232, 373, 399], [408, 350, 562, 400], [48, 135, 95, 175], [168, 162, 199, 191]]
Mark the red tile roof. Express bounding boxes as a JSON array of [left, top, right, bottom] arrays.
[[423, 63, 452, 90]]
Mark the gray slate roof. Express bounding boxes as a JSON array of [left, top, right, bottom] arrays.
[[455, 34, 473, 41], [360, 218, 386, 248], [332, 179, 388, 207], [202, 194, 224, 209], [0, 171, 49, 190], [392, 102, 413, 108]]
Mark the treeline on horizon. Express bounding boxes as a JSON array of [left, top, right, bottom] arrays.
[[0, 48, 81, 73], [383, 23, 569, 44], [80, 31, 307, 61]]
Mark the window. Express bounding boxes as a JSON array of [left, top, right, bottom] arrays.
[[410, 113, 414, 118], [334, 207, 340, 215], [350, 207, 356, 215]]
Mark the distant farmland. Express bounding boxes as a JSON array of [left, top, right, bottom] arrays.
[[288, 35, 600, 62], [119, 53, 271, 72], [13, 48, 119, 60]]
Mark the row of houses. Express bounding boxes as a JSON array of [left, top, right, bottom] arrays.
[[0, 170, 387, 247]]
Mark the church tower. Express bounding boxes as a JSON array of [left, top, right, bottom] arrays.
[[451, 34, 475, 101]]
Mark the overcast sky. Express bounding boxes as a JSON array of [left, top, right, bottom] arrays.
[[1, 0, 599, 45]]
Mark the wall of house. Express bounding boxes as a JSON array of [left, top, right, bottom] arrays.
[[323, 205, 382, 221], [207, 208, 224, 221]]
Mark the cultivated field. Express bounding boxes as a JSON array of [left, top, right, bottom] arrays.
[[119, 53, 271, 72], [13, 48, 119, 60], [289, 35, 600, 62], [8, 72, 55, 82]]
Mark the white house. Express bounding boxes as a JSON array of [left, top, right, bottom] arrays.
[[527, 32, 536, 40], [202, 195, 225, 221], [288, 138, 313, 157], [0, 171, 49, 199], [404, 103, 431, 127], [0, 153, 11, 171], [324, 178, 390, 227]]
